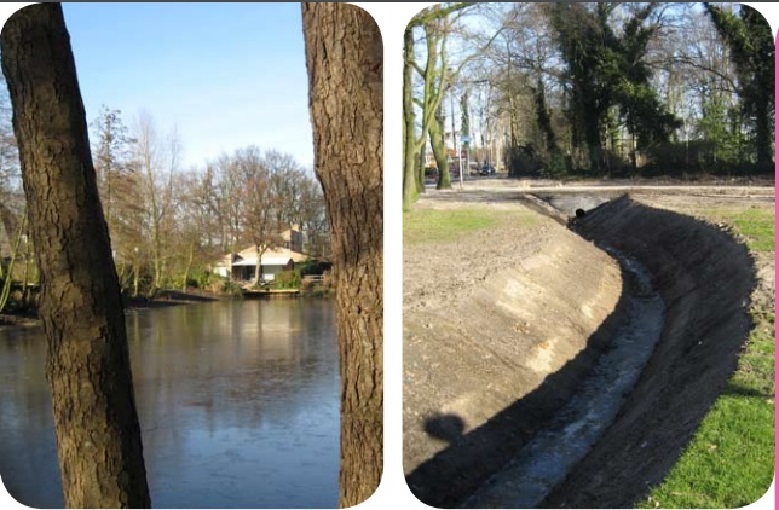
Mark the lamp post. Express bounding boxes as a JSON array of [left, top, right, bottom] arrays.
[[132, 246, 139, 297]]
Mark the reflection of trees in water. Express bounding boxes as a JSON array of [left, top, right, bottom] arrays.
[[127, 299, 338, 446], [0, 331, 64, 507], [0, 300, 338, 507]]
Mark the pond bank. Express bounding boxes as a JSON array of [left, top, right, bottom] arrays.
[[0, 289, 226, 329]]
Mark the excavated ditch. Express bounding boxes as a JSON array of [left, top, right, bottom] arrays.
[[460, 194, 756, 508], [403, 192, 757, 509], [541, 195, 756, 508], [404, 208, 626, 508], [462, 247, 665, 508]]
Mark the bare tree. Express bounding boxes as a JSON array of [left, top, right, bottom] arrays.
[[0, 3, 151, 507], [169, 169, 220, 291], [301, 2, 383, 507], [131, 112, 180, 293], [265, 149, 305, 228], [404, 3, 505, 204], [91, 105, 130, 234], [213, 153, 244, 269], [298, 176, 328, 257], [233, 146, 279, 285], [0, 73, 19, 205]]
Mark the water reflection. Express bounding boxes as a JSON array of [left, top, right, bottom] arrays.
[[0, 299, 339, 508]]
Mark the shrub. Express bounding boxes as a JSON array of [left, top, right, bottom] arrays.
[[274, 269, 301, 289]]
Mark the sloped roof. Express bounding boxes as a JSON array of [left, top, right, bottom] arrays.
[[232, 256, 292, 267], [231, 252, 299, 267], [218, 245, 308, 268], [261, 255, 295, 266]]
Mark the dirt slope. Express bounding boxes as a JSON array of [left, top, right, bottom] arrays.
[[541, 196, 756, 508], [404, 197, 624, 507], [404, 186, 766, 508]]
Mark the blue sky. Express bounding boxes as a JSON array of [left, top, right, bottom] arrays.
[[62, 2, 313, 170]]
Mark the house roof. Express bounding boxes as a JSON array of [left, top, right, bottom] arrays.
[[262, 255, 295, 266], [233, 250, 298, 267], [264, 247, 308, 263], [230, 246, 308, 262], [232, 255, 293, 267]]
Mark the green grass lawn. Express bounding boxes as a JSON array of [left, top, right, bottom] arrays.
[[403, 207, 536, 245], [639, 206, 775, 509], [729, 208, 776, 252]]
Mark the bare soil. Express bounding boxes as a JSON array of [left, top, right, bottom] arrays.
[[403, 181, 774, 508], [404, 191, 625, 507]]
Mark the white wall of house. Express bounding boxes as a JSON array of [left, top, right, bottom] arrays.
[[261, 265, 285, 281]]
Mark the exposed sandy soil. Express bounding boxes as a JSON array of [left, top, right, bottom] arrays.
[[404, 191, 626, 507], [403, 180, 773, 508], [540, 189, 773, 509]]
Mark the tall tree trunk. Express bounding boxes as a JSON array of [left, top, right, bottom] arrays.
[[301, 3, 382, 507], [150, 206, 161, 295], [403, 25, 418, 210], [429, 117, 451, 190], [21, 226, 31, 309], [414, 150, 425, 193], [182, 239, 194, 292], [0, 4, 151, 508], [132, 254, 140, 297], [418, 150, 427, 193], [253, 243, 265, 286], [0, 208, 24, 313], [754, 96, 771, 169]]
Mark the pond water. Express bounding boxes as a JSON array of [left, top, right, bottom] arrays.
[[0, 299, 339, 508]]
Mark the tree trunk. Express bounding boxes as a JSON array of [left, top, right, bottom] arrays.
[[301, 3, 382, 507], [417, 150, 427, 194], [253, 242, 263, 286], [402, 25, 418, 210], [429, 115, 451, 190], [754, 96, 771, 170], [414, 150, 425, 193], [182, 239, 194, 292], [21, 227, 31, 309], [133, 259, 140, 298], [0, 209, 24, 313], [0, 4, 151, 508]]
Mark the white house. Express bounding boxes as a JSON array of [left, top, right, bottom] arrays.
[[213, 246, 308, 283], [211, 225, 311, 283]]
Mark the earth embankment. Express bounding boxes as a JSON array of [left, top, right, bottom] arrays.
[[404, 187, 762, 508], [404, 200, 626, 507], [540, 195, 756, 508]]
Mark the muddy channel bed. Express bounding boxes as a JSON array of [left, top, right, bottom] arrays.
[[403, 185, 772, 508]]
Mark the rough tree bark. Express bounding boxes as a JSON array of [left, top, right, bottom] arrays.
[[301, 3, 383, 508], [0, 4, 151, 508]]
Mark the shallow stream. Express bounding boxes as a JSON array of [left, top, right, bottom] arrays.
[[462, 247, 665, 508]]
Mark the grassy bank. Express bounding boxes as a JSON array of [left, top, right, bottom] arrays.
[[403, 206, 537, 245], [639, 207, 774, 508]]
